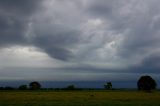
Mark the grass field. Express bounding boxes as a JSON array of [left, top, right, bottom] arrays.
[[0, 90, 160, 106]]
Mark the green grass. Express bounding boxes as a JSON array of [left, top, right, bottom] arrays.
[[0, 90, 160, 106]]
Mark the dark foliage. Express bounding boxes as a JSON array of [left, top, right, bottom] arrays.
[[104, 82, 112, 90], [18, 85, 28, 90], [0, 87, 4, 90], [4, 86, 15, 90], [65, 85, 76, 90], [137, 75, 157, 91], [29, 81, 41, 90]]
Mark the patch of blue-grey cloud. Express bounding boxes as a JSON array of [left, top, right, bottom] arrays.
[[0, 0, 160, 87]]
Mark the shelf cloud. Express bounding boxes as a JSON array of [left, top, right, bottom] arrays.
[[0, 0, 160, 86]]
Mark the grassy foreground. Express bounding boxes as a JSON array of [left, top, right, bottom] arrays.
[[0, 90, 160, 106]]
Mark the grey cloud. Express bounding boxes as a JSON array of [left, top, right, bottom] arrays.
[[115, 0, 160, 58], [1, 0, 160, 67], [44, 47, 74, 61], [0, 0, 160, 87], [85, 0, 160, 65], [110, 52, 160, 74], [0, 14, 26, 46], [0, 0, 42, 47], [0, 0, 83, 61], [0, 0, 41, 15], [85, 0, 114, 17], [31, 21, 82, 61], [129, 53, 160, 74], [142, 54, 160, 67], [54, 52, 160, 74]]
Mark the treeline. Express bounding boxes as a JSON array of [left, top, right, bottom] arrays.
[[0, 75, 158, 92], [0, 84, 98, 91], [0, 81, 112, 90]]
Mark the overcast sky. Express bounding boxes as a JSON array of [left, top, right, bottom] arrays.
[[0, 0, 160, 86]]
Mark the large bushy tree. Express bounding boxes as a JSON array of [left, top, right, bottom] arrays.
[[29, 81, 41, 90], [137, 75, 157, 91]]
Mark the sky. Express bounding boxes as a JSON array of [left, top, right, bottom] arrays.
[[0, 0, 160, 88]]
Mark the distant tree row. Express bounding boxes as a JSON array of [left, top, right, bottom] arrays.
[[0, 82, 79, 90], [0, 81, 41, 90], [0, 86, 15, 90], [0, 75, 157, 92]]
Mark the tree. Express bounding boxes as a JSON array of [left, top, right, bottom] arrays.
[[29, 81, 41, 90], [66, 85, 75, 90], [104, 82, 112, 90], [4, 86, 15, 90], [137, 75, 157, 91], [0, 87, 4, 90], [18, 85, 28, 90]]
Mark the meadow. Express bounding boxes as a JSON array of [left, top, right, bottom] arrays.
[[0, 90, 160, 106]]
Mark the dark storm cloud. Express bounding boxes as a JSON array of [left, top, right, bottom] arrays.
[[0, 0, 82, 61], [85, 0, 132, 30], [0, 0, 42, 47], [85, 0, 160, 67], [0, 0, 40, 14], [128, 53, 160, 74], [44, 47, 74, 61], [32, 27, 81, 61], [1, 0, 160, 73], [76, 52, 160, 74], [111, 0, 160, 58], [85, 0, 114, 17]]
